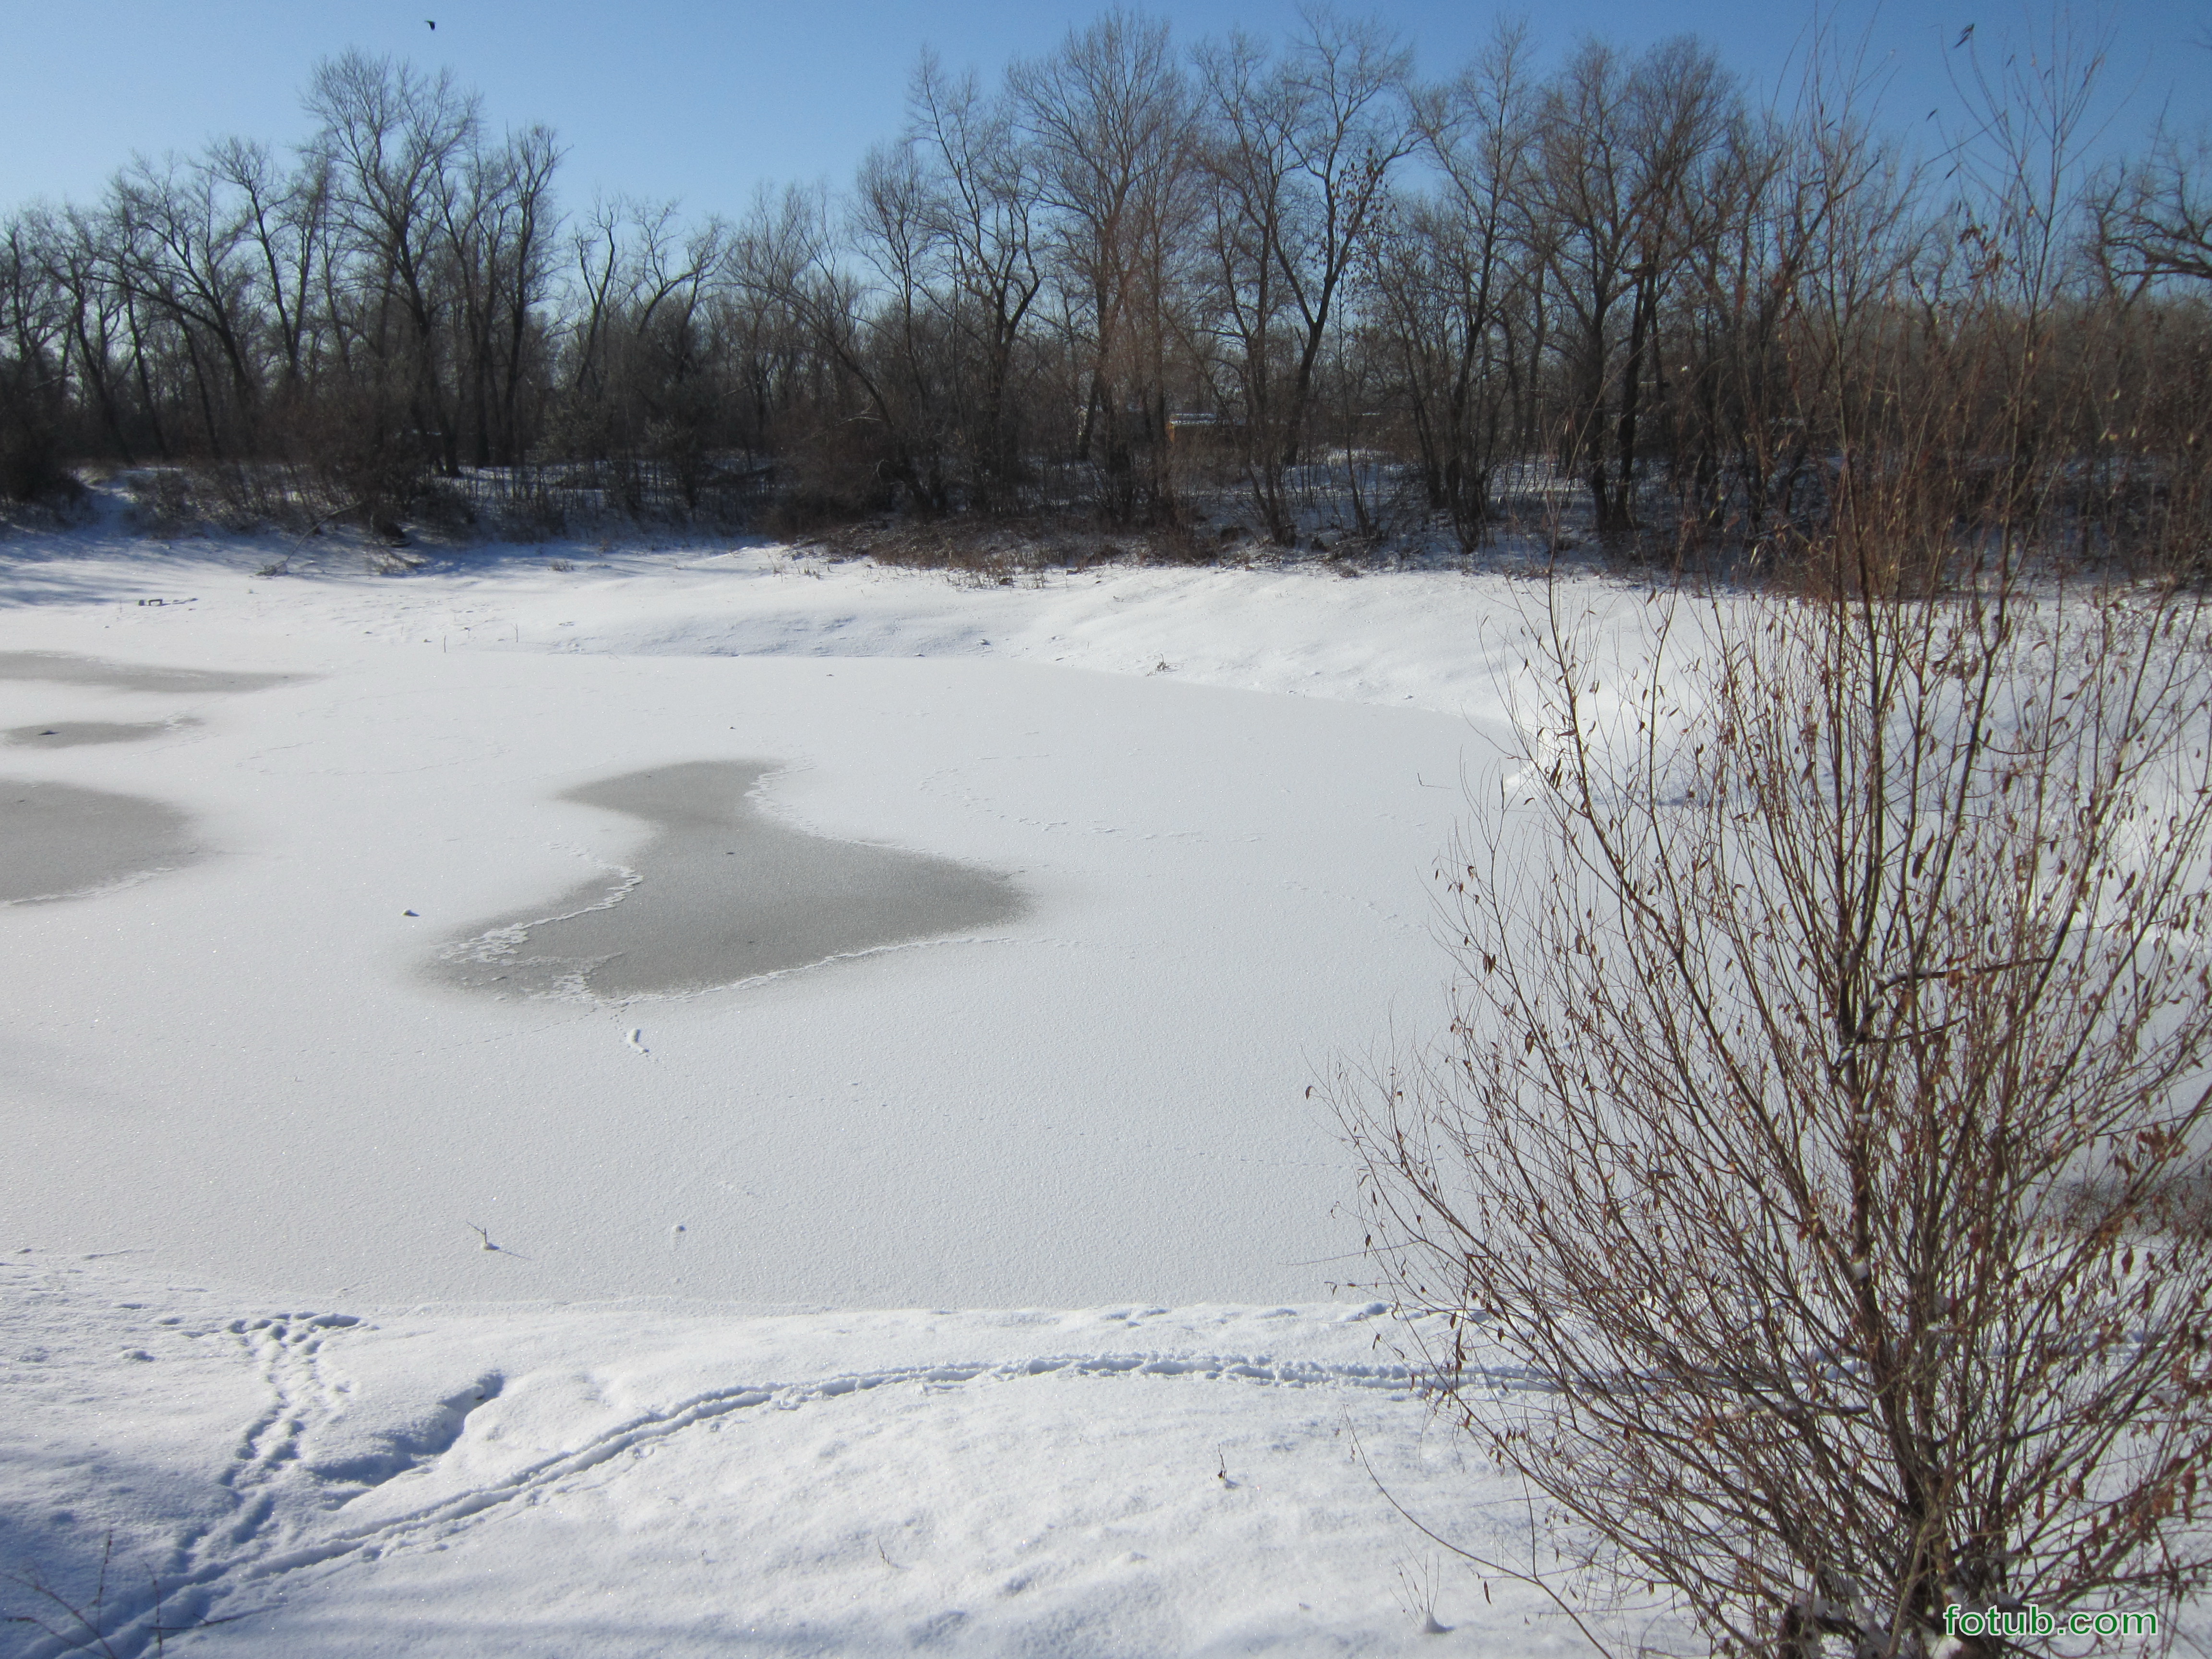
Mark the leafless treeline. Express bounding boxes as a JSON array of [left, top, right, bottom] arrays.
[[3, 12, 2209, 566]]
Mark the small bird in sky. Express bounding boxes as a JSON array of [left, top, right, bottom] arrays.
[[1955, 23, 1974, 47], [427, 17, 437, 28]]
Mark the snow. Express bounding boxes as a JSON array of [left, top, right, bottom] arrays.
[[9, 1256, 1601, 1659], [0, 505, 1659, 1656]]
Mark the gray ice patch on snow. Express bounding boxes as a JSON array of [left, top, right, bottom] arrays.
[[0, 651, 302, 695], [4, 718, 197, 748], [0, 779, 198, 903], [431, 759, 1025, 1000]]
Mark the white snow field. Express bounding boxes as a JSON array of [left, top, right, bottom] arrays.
[[0, 509, 1660, 1656]]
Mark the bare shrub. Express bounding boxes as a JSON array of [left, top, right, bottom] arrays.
[[1339, 565, 2212, 1657], [126, 467, 200, 532], [189, 459, 346, 532], [796, 512, 1143, 575]]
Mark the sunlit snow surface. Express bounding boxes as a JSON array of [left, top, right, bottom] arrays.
[[0, 510, 1670, 1655]]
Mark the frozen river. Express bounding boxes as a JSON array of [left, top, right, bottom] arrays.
[[0, 554, 1529, 1308]]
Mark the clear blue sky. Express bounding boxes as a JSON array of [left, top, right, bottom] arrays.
[[6, 1, 2206, 219]]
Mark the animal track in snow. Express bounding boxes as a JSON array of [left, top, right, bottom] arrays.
[[39, 1330, 1537, 1658]]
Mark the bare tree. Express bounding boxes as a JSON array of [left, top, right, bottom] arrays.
[[728, 181, 914, 516], [1532, 40, 1642, 532], [206, 136, 330, 408], [909, 52, 1046, 507], [2084, 123, 2212, 569], [1011, 7, 1202, 523], [1341, 565, 2212, 1658], [306, 49, 482, 483], [853, 133, 960, 510], [0, 213, 74, 499], [1931, 14, 2118, 551], [105, 153, 269, 455], [1363, 19, 1533, 549], [440, 121, 561, 468], [1198, 11, 1413, 541], [1196, 28, 1303, 539], [1535, 37, 1734, 536], [32, 205, 143, 464], [1658, 27, 1924, 553], [559, 195, 728, 505], [2097, 130, 2212, 287]]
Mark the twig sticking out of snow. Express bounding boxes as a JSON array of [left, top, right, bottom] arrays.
[[467, 1223, 530, 1261]]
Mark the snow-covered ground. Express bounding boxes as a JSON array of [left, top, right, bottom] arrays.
[[0, 505, 1661, 1656]]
